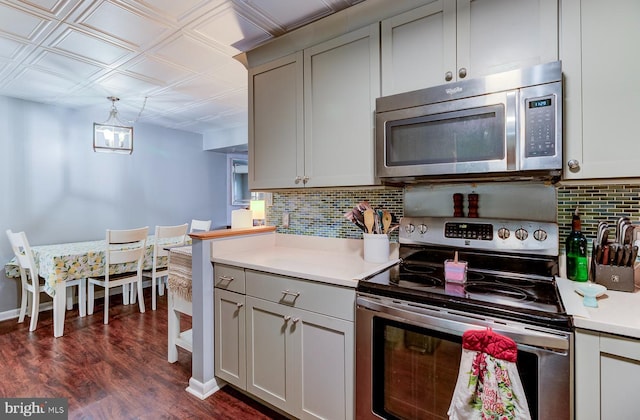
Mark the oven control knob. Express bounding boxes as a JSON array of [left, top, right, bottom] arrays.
[[404, 223, 415, 234], [497, 227, 510, 240], [418, 224, 428, 234], [515, 228, 529, 241], [533, 229, 548, 241]]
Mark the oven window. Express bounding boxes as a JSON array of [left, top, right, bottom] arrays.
[[371, 318, 538, 420], [385, 104, 505, 167]]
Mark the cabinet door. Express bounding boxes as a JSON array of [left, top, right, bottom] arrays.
[[249, 52, 304, 189], [381, 1, 456, 95], [562, 0, 640, 179], [457, 0, 558, 78], [575, 330, 640, 420], [245, 296, 298, 415], [303, 24, 380, 188], [599, 334, 640, 419], [297, 308, 354, 420], [214, 289, 246, 389]]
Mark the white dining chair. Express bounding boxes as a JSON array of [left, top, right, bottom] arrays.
[[87, 226, 148, 325], [140, 223, 188, 311], [190, 219, 211, 232], [6, 229, 86, 331]]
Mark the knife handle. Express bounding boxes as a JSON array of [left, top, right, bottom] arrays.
[[616, 245, 625, 266], [631, 245, 639, 267], [602, 245, 609, 265], [594, 244, 602, 265]]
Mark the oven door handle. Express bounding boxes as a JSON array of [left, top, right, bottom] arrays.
[[357, 295, 569, 351]]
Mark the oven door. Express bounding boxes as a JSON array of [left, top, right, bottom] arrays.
[[375, 91, 517, 179], [355, 294, 573, 420]]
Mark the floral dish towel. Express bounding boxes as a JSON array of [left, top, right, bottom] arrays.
[[448, 328, 531, 420]]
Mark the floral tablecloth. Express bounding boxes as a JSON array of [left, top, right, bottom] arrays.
[[4, 235, 189, 296]]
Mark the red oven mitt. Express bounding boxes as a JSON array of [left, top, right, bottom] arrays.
[[448, 328, 531, 420]]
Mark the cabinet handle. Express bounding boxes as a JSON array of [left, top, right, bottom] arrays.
[[218, 275, 234, 282], [292, 317, 300, 324], [567, 159, 580, 170], [294, 176, 302, 184], [236, 302, 244, 308], [302, 176, 309, 184], [283, 315, 291, 322], [281, 289, 300, 298], [445, 71, 453, 82], [458, 67, 467, 79]]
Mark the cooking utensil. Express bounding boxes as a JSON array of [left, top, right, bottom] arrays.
[[382, 211, 392, 234], [364, 209, 375, 234]]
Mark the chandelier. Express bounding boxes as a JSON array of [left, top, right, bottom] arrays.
[[93, 96, 133, 154]]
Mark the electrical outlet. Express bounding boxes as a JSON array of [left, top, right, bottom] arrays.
[[282, 212, 290, 228]]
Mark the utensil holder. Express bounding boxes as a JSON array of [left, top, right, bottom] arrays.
[[363, 233, 390, 263]]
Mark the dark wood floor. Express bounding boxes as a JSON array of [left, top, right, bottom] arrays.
[[0, 290, 288, 420]]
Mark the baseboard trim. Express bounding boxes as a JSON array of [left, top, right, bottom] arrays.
[[186, 377, 224, 400]]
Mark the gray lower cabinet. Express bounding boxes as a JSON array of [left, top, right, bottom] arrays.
[[214, 264, 247, 389], [575, 329, 640, 420], [214, 264, 355, 420]]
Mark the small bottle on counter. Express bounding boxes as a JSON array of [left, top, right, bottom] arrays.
[[565, 207, 589, 282]]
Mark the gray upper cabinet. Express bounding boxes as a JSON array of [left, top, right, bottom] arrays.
[[381, 0, 559, 96], [249, 25, 379, 190], [249, 53, 304, 190], [561, 0, 640, 179], [303, 24, 380, 188]]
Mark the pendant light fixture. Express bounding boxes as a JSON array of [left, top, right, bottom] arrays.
[[93, 96, 133, 154]]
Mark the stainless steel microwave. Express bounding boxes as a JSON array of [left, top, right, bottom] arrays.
[[375, 61, 563, 183]]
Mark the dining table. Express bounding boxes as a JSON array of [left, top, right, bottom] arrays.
[[4, 234, 189, 337]]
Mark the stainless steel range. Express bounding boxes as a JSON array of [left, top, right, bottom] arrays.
[[356, 216, 573, 420]]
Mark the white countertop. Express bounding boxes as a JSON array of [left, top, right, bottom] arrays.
[[210, 233, 400, 288], [557, 277, 640, 339]]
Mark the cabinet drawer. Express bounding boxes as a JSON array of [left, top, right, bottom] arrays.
[[214, 264, 246, 294], [246, 270, 355, 321]]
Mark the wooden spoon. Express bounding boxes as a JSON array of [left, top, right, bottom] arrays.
[[382, 211, 392, 234], [363, 209, 375, 234]]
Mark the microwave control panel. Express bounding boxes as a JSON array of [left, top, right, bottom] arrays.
[[524, 95, 556, 158]]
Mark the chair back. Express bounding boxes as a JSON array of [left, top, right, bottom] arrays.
[[6, 230, 39, 283], [105, 227, 148, 275], [153, 223, 189, 262], [190, 219, 211, 232]]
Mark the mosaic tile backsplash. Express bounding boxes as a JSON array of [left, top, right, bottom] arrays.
[[557, 184, 640, 250], [267, 187, 404, 240], [267, 183, 640, 253]]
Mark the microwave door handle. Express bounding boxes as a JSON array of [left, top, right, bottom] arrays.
[[506, 91, 518, 170]]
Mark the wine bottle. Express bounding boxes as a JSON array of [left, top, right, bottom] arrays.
[[565, 208, 589, 281]]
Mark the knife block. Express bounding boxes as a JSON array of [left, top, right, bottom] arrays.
[[592, 264, 635, 292]]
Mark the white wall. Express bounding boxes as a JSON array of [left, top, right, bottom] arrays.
[[0, 96, 228, 313]]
